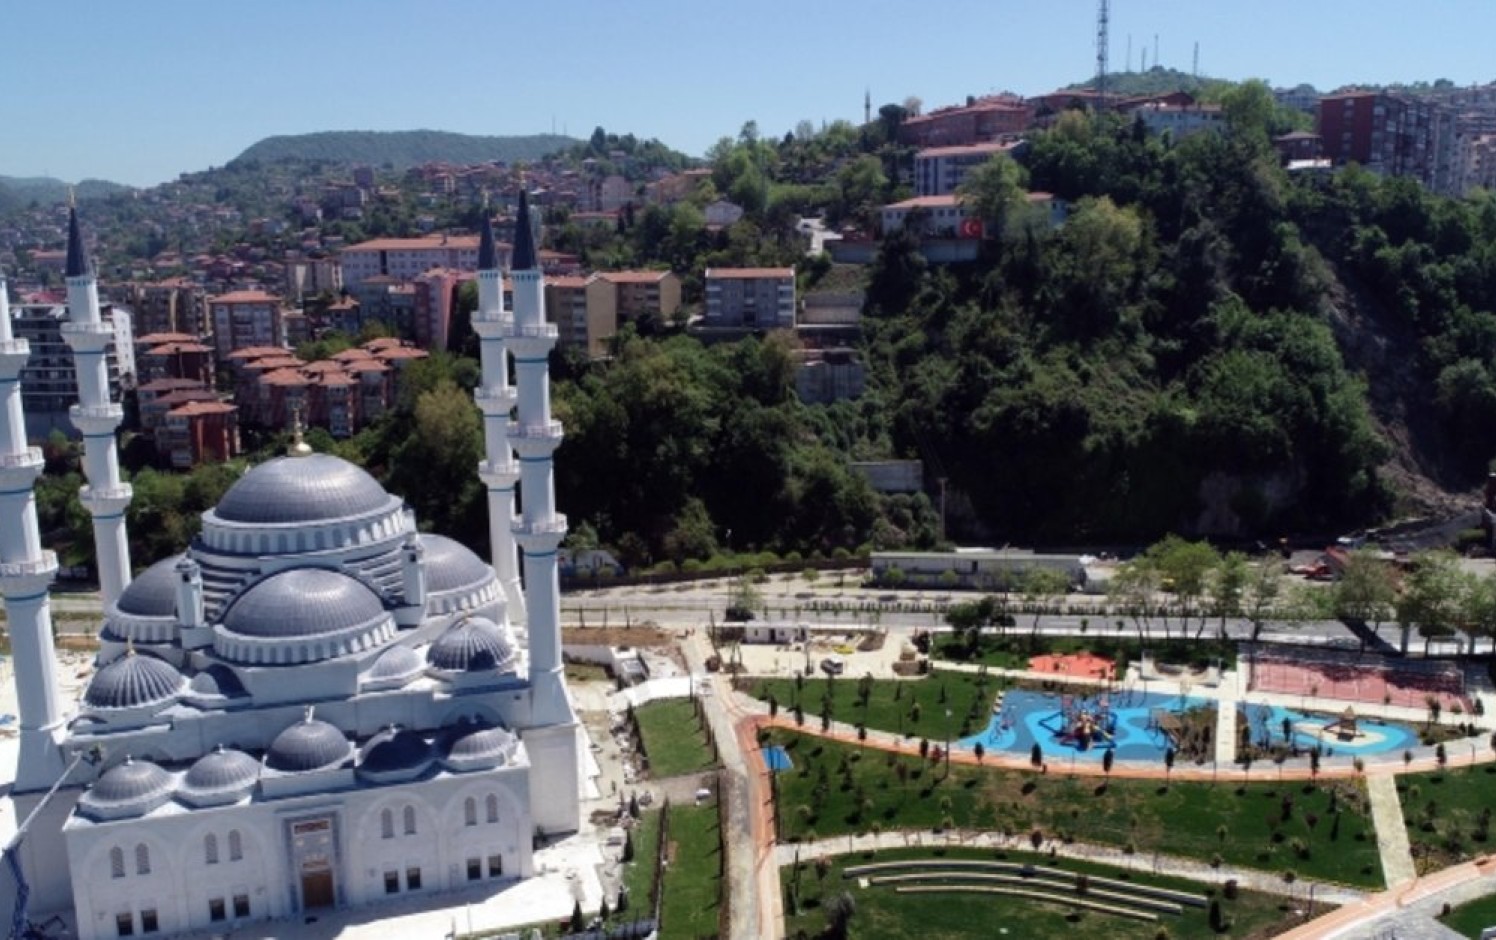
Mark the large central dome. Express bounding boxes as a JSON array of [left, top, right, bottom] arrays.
[[214, 454, 395, 524]]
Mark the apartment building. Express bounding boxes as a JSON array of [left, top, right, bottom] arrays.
[[109, 278, 209, 337], [703, 268, 795, 329], [914, 141, 1026, 197], [9, 301, 134, 439], [208, 290, 286, 360]]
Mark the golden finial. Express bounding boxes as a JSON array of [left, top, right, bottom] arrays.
[[287, 402, 313, 458]]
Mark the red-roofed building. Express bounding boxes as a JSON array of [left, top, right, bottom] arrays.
[[138, 339, 214, 386], [158, 400, 240, 468], [209, 290, 286, 359], [899, 96, 1034, 148], [111, 278, 209, 337]]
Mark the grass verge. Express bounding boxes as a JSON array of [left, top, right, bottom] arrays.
[[658, 803, 724, 940], [635, 698, 717, 777]]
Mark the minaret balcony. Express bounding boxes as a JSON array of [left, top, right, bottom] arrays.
[[60, 320, 114, 352], [507, 421, 563, 458], [513, 514, 568, 553], [506, 323, 558, 360], [0, 339, 31, 378], [0, 550, 59, 595], [70, 403, 124, 435], [0, 447, 45, 487], [80, 482, 133, 516], [478, 457, 521, 489], [475, 384, 518, 415], [472, 310, 513, 339]]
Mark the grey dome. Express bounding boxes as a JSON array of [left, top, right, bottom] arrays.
[[265, 718, 351, 773], [368, 645, 422, 682], [445, 724, 520, 768], [359, 727, 432, 775], [180, 747, 259, 803], [420, 534, 493, 594], [427, 617, 517, 673], [81, 758, 175, 819], [224, 569, 383, 639], [116, 555, 183, 617], [214, 454, 394, 524], [84, 653, 185, 710], [188, 664, 246, 698]]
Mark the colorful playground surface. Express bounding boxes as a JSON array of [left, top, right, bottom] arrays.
[[1027, 652, 1116, 680], [762, 745, 794, 772], [1248, 650, 1471, 712], [1240, 703, 1419, 757], [958, 689, 1204, 762]]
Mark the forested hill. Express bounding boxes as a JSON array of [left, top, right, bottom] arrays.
[[231, 131, 579, 169], [0, 175, 130, 208]]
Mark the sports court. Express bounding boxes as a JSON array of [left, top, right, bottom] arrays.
[[1247, 650, 1471, 712]]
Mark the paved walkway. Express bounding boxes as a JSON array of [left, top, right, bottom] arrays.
[[1366, 774, 1418, 887], [774, 829, 1368, 905], [1278, 856, 1496, 939]]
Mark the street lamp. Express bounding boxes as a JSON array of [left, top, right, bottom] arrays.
[[944, 709, 953, 777]]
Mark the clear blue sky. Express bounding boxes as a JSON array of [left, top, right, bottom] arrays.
[[3, 0, 1493, 188]]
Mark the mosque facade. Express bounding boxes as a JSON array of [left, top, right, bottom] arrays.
[[0, 198, 581, 939]]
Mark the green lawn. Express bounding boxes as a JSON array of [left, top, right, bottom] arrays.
[[751, 670, 1012, 744], [618, 809, 661, 918], [1398, 764, 1496, 873], [766, 731, 1384, 888], [1441, 892, 1496, 938], [784, 846, 1314, 940], [933, 631, 1239, 672], [658, 804, 725, 940], [634, 699, 717, 777]]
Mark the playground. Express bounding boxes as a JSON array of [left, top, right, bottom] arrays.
[[1240, 703, 1420, 758], [959, 689, 1206, 762], [1026, 652, 1116, 681], [1248, 649, 1472, 712]]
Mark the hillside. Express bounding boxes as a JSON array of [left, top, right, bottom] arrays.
[[231, 130, 579, 169], [0, 175, 131, 207]]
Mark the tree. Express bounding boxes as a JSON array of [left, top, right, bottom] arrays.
[[1245, 559, 1283, 641], [1102, 748, 1114, 780], [823, 890, 857, 940], [1147, 536, 1221, 639], [1334, 549, 1397, 636], [569, 899, 584, 932], [1396, 551, 1466, 654], [956, 153, 1030, 237], [1208, 551, 1250, 639], [1020, 567, 1071, 648]]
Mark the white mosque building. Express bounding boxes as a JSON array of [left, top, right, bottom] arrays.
[[0, 197, 582, 939]]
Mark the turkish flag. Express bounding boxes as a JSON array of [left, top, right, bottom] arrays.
[[958, 217, 984, 239]]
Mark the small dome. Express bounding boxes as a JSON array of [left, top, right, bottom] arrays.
[[80, 758, 175, 819], [420, 534, 494, 595], [367, 645, 423, 683], [179, 746, 259, 805], [427, 617, 517, 674], [84, 652, 185, 710], [443, 722, 520, 771], [359, 726, 432, 776], [265, 717, 351, 773], [115, 555, 183, 618], [214, 454, 394, 524], [223, 569, 383, 639], [188, 664, 247, 698]]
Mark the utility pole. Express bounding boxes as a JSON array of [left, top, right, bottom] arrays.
[[1192, 41, 1199, 81], [1095, 0, 1110, 102]]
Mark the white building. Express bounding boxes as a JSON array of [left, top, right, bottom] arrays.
[[0, 206, 582, 940], [913, 140, 1026, 197], [1134, 103, 1224, 139], [339, 235, 509, 289], [702, 267, 796, 329]]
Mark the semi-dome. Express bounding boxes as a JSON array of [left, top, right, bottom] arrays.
[[84, 652, 186, 710], [426, 617, 517, 674], [114, 554, 183, 618], [179, 746, 259, 806], [264, 717, 352, 773], [188, 664, 247, 699], [443, 722, 521, 771], [223, 569, 384, 639], [213, 453, 394, 524], [365, 645, 423, 685], [79, 758, 175, 820], [419, 534, 494, 594], [358, 726, 433, 777]]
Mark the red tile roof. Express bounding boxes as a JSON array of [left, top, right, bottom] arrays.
[[227, 346, 288, 360], [139, 377, 209, 393], [916, 141, 1024, 159], [135, 332, 198, 345], [209, 290, 280, 304], [705, 267, 795, 279], [167, 401, 237, 417], [598, 270, 672, 285]]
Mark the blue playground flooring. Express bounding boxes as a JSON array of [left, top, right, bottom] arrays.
[[1242, 703, 1417, 757], [958, 689, 1197, 762], [762, 745, 794, 772]]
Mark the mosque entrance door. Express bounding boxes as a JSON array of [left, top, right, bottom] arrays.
[[289, 815, 340, 910], [302, 869, 335, 909]]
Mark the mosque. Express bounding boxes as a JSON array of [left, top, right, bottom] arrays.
[[0, 194, 583, 938]]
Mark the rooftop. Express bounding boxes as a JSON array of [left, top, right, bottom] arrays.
[[705, 267, 795, 280]]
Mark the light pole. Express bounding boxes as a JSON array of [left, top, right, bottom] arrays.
[[944, 709, 952, 778]]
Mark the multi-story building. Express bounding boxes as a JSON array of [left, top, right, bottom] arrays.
[[703, 267, 796, 329], [1133, 103, 1224, 139], [135, 332, 214, 386], [138, 378, 218, 434], [596, 270, 682, 324], [157, 400, 240, 468], [208, 290, 285, 360], [411, 268, 471, 352], [544, 276, 595, 355], [1319, 91, 1441, 183], [109, 278, 209, 337], [898, 96, 1034, 148], [339, 234, 497, 288], [914, 141, 1026, 197], [9, 301, 134, 438], [284, 257, 344, 299]]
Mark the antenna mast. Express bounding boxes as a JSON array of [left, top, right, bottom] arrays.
[[1096, 0, 1110, 103]]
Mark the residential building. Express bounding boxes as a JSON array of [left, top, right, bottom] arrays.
[[1318, 91, 1443, 183], [1133, 103, 1224, 139], [339, 234, 498, 288], [8, 301, 134, 439], [595, 270, 682, 324], [794, 347, 865, 403], [898, 96, 1034, 147], [411, 268, 471, 352], [135, 333, 214, 386], [914, 141, 1026, 197], [157, 400, 240, 467], [880, 192, 1063, 239], [138, 378, 217, 434], [543, 276, 598, 355], [284, 257, 343, 298], [208, 290, 286, 360], [1274, 131, 1324, 164], [703, 267, 796, 329], [109, 278, 209, 337]]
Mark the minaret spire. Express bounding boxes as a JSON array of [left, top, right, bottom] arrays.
[[472, 210, 524, 620], [60, 207, 133, 606], [0, 270, 68, 790]]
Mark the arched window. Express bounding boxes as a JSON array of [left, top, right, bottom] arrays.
[[381, 808, 394, 839], [205, 834, 219, 865], [135, 843, 150, 875], [228, 830, 243, 862], [109, 847, 125, 879], [463, 797, 477, 827], [485, 794, 498, 824]]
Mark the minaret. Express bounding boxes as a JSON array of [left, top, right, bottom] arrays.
[[0, 271, 68, 790], [60, 207, 132, 605], [472, 214, 524, 620], [508, 189, 579, 835], [508, 191, 567, 719]]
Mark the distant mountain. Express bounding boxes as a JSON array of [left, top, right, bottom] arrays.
[[0, 175, 131, 207], [1066, 66, 1228, 98], [231, 130, 580, 170]]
